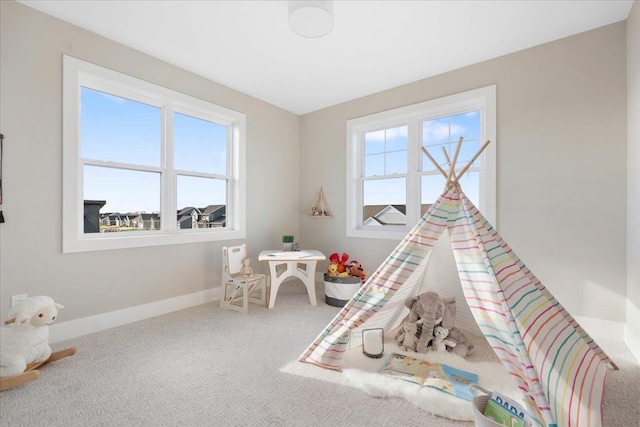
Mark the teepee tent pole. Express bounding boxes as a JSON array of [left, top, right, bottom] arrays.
[[420, 147, 449, 179], [452, 139, 491, 184], [441, 147, 458, 181], [446, 137, 464, 184]]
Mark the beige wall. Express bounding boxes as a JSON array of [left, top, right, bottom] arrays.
[[0, 1, 301, 322], [300, 22, 628, 324], [627, 1, 640, 346], [0, 1, 634, 340]]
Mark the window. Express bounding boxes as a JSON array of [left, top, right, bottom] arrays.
[[63, 56, 246, 252], [346, 86, 496, 239]]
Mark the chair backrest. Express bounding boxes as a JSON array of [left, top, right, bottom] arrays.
[[222, 244, 248, 280]]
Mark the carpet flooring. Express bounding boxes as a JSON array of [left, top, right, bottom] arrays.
[[1, 283, 638, 426]]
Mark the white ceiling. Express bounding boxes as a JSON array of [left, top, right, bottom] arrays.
[[20, 0, 633, 115]]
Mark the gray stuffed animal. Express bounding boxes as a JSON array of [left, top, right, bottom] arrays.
[[396, 320, 420, 352], [443, 326, 474, 358], [394, 291, 457, 353]]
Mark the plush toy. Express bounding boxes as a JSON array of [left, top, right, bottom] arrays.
[[329, 252, 349, 274], [327, 262, 349, 278], [0, 296, 63, 378], [240, 258, 253, 277], [348, 260, 369, 283], [431, 325, 457, 353], [394, 291, 457, 354], [327, 262, 339, 277], [396, 320, 420, 352], [443, 326, 474, 358]]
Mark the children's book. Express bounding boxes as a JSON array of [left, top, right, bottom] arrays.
[[378, 352, 478, 401], [483, 390, 528, 427]]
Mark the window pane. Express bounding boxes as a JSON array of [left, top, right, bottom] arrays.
[[83, 165, 160, 233], [80, 87, 161, 167], [457, 139, 481, 167], [174, 112, 227, 175], [421, 171, 479, 207], [364, 130, 384, 155], [458, 170, 480, 207], [449, 110, 481, 141], [421, 174, 446, 206], [386, 126, 407, 152], [363, 178, 406, 226], [422, 117, 450, 145], [421, 143, 448, 172], [365, 153, 384, 177], [386, 150, 407, 174], [176, 175, 227, 229]]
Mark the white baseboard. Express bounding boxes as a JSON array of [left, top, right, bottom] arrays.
[[48, 294, 640, 365], [574, 315, 625, 342], [49, 287, 221, 343], [624, 325, 640, 364]]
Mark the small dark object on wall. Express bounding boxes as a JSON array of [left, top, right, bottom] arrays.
[[0, 211, 4, 223]]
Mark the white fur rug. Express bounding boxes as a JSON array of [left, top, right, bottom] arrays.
[[282, 335, 522, 422]]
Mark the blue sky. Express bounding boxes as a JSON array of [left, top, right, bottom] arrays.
[[81, 87, 227, 213], [81, 87, 481, 215], [363, 111, 481, 207]]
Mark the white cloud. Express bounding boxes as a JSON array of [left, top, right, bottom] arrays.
[[423, 121, 466, 140], [365, 126, 408, 142]]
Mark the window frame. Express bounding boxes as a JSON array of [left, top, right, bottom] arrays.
[[346, 85, 496, 240], [62, 55, 246, 253]]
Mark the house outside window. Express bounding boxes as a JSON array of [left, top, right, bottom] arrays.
[[63, 56, 246, 253], [346, 86, 496, 240]]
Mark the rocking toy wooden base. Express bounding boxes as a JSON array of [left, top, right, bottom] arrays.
[[0, 347, 76, 391]]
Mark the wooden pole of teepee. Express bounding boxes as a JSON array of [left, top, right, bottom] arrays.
[[420, 147, 449, 179], [441, 147, 458, 181], [446, 137, 464, 184], [452, 139, 491, 184]]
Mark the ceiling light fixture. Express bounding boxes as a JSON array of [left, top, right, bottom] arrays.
[[288, 0, 334, 39]]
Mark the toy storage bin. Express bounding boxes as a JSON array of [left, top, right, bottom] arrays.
[[323, 274, 362, 307], [469, 385, 531, 427]]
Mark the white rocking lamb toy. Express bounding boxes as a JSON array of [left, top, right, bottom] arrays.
[[0, 296, 76, 391]]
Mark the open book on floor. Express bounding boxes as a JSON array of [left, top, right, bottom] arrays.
[[378, 352, 478, 401]]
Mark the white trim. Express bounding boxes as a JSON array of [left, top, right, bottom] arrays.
[[574, 315, 624, 342], [624, 324, 640, 364], [567, 316, 640, 363], [49, 287, 221, 343], [346, 85, 497, 240], [62, 55, 246, 253]]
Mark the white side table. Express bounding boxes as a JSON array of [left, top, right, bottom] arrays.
[[258, 250, 326, 308]]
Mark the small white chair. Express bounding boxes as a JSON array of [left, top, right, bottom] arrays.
[[220, 244, 267, 313]]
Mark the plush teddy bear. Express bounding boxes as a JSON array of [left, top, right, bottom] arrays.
[[431, 325, 457, 353], [396, 320, 419, 352], [327, 262, 339, 277], [240, 258, 253, 277], [0, 296, 63, 378], [327, 262, 349, 278]]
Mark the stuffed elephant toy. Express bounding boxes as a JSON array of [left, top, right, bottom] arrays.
[[395, 291, 457, 354]]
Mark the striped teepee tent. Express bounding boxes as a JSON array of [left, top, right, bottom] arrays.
[[299, 139, 615, 427]]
